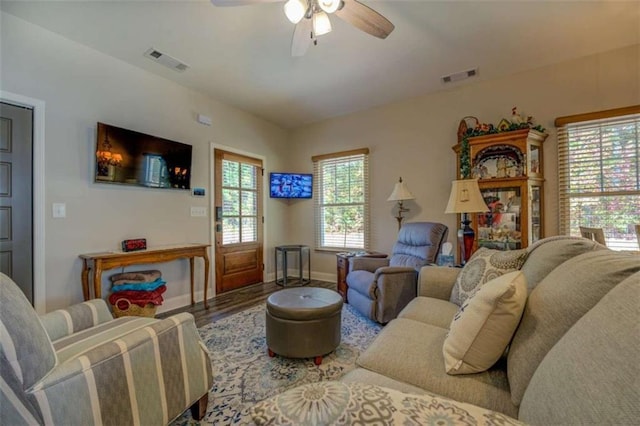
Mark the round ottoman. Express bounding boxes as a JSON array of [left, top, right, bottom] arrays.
[[266, 287, 343, 365]]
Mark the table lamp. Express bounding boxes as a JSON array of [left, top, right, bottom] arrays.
[[445, 179, 488, 264], [387, 177, 415, 230]]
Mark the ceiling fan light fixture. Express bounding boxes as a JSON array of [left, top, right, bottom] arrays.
[[313, 11, 332, 36], [318, 0, 341, 14], [284, 0, 307, 24]]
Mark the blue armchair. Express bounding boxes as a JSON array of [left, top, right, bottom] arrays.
[[346, 222, 448, 323]]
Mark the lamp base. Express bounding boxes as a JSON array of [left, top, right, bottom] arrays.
[[460, 215, 475, 264]]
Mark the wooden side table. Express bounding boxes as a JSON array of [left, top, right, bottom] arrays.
[[336, 252, 387, 302]]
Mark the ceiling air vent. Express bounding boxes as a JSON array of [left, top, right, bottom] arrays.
[[144, 48, 190, 73], [442, 68, 478, 84]]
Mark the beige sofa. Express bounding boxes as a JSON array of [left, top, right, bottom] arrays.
[[248, 236, 639, 425]]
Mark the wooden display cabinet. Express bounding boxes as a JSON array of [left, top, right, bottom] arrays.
[[453, 128, 547, 252]]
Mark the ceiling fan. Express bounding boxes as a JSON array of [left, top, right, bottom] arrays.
[[210, 0, 394, 56]]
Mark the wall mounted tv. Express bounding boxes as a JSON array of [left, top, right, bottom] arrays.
[[269, 173, 313, 199], [94, 122, 192, 189]]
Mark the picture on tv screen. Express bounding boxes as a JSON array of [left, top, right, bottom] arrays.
[[270, 173, 313, 199]]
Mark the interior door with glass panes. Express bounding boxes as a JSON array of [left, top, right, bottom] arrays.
[[214, 149, 264, 294]]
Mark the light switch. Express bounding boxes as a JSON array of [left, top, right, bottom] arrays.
[[190, 206, 207, 217], [52, 203, 66, 218]]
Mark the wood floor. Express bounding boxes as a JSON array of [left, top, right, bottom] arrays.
[[157, 280, 336, 328]]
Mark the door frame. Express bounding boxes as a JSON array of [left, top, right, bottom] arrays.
[[209, 142, 267, 298], [1, 91, 46, 314]]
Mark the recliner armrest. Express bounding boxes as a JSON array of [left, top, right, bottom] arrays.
[[373, 266, 416, 280], [40, 299, 115, 341], [350, 257, 389, 273], [417, 266, 461, 301]]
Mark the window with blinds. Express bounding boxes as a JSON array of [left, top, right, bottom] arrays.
[[556, 106, 640, 250], [312, 149, 370, 250]]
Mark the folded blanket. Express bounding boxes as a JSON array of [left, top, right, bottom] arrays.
[[109, 285, 167, 307], [110, 270, 161, 284], [111, 278, 166, 292]]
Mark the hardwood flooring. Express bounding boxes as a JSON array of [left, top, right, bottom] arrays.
[[157, 280, 336, 328]]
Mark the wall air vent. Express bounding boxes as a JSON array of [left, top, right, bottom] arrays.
[[144, 48, 190, 73], [442, 68, 478, 84]]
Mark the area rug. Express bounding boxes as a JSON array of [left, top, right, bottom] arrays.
[[172, 302, 382, 425]]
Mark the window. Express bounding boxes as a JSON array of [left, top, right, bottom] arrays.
[[556, 106, 640, 250], [312, 148, 369, 250]]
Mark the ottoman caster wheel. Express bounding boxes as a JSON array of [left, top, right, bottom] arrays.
[[314, 356, 323, 366], [268, 348, 275, 357]]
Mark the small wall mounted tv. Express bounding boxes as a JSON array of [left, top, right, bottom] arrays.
[[94, 122, 192, 190], [270, 173, 313, 199]]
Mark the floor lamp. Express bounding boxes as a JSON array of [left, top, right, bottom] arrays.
[[445, 179, 488, 264], [387, 177, 415, 230]]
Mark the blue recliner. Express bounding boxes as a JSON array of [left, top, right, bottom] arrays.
[[346, 222, 448, 323]]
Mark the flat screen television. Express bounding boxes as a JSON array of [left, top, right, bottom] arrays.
[[270, 172, 313, 199], [94, 122, 192, 189]]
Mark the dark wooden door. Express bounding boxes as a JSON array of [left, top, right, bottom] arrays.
[[0, 102, 34, 302], [214, 149, 264, 294]]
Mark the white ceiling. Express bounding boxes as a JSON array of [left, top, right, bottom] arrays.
[[2, 1, 639, 128]]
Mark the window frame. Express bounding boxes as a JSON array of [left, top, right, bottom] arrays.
[[312, 148, 370, 251], [556, 105, 640, 250]]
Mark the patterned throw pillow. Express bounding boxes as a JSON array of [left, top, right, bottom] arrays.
[[443, 271, 528, 375], [450, 247, 527, 306]]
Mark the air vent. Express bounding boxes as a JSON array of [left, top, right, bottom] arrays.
[[144, 48, 190, 73], [442, 68, 478, 84]]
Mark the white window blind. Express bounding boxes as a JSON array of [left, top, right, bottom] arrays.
[[312, 149, 370, 251], [557, 106, 640, 250]]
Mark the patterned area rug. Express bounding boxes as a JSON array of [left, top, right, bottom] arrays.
[[172, 302, 382, 425]]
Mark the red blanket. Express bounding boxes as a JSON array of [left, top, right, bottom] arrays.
[[109, 285, 167, 308]]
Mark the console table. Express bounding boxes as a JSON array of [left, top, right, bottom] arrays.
[[79, 243, 211, 308]]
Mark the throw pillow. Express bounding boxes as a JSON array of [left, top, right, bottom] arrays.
[[443, 271, 527, 375], [450, 247, 527, 306]]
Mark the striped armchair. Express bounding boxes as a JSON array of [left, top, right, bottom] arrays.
[[0, 273, 212, 425]]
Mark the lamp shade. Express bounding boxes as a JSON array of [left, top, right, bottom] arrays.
[[387, 177, 415, 202], [445, 179, 488, 214], [318, 0, 341, 13], [284, 0, 307, 24], [313, 11, 332, 36]]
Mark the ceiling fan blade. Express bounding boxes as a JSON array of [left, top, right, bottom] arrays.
[[334, 0, 394, 39], [210, 0, 281, 6], [291, 17, 313, 57]]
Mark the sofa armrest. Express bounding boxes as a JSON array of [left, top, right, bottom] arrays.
[[417, 265, 461, 300], [249, 381, 523, 426], [40, 299, 115, 341], [350, 257, 389, 273], [30, 313, 212, 425]]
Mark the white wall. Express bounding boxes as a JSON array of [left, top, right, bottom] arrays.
[[288, 44, 640, 275], [1, 12, 291, 312]]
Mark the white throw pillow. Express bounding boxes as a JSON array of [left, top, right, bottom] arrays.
[[443, 271, 527, 375], [450, 248, 527, 306]]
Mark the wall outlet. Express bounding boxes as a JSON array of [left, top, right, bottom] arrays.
[[190, 206, 207, 217]]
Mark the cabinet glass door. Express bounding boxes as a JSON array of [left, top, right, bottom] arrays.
[[476, 186, 522, 250], [531, 184, 542, 243]]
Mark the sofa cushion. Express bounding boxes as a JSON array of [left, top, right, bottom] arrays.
[[0, 273, 57, 390], [398, 297, 459, 329], [249, 381, 523, 426], [356, 318, 517, 417], [519, 272, 640, 424], [444, 271, 527, 375], [450, 248, 527, 306], [520, 235, 603, 291], [507, 250, 640, 406]]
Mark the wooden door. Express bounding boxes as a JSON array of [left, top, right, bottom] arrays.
[[0, 102, 34, 302], [214, 149, 263, 294]]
